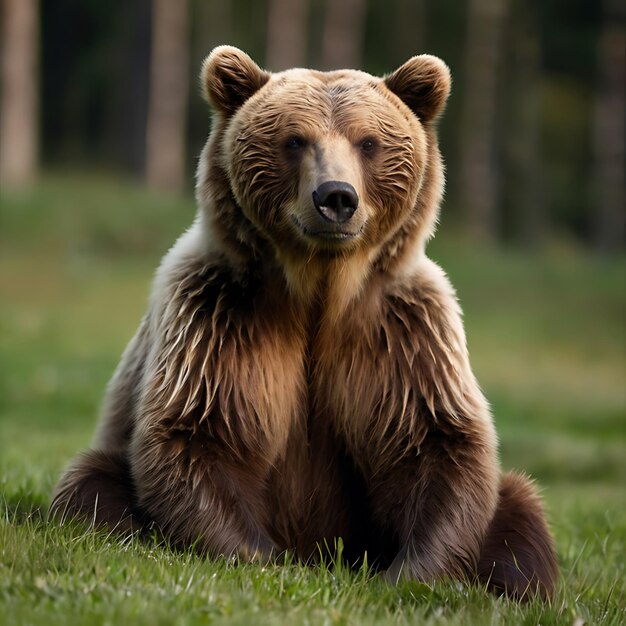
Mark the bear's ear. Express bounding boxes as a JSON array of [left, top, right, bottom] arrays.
[[384, 55, 451, 123], [202, 46, 270, 115]]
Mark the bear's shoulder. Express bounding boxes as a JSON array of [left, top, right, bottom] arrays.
[[145, 221, 250, 342], [149, 219, 252, 310]]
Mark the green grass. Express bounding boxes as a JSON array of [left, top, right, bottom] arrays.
[[1, 174, 625, 625]]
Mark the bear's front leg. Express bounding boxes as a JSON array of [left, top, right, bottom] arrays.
[[374, 423, 499, 585], [130, 420, 277, 561]]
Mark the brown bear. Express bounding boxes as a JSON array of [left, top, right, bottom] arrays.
[[50, 46, 558, 600]]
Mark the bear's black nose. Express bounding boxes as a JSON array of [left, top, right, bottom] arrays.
[[312, 181, 359, 223]]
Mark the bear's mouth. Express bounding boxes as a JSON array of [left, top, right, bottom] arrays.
[[291, 215, 363, 243]]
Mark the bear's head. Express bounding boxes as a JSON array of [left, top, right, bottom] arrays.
[[197, 46, 450, 296]]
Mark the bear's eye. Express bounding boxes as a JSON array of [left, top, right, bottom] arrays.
[[360, 138, 376, 153], [285, 136, 307, 150]]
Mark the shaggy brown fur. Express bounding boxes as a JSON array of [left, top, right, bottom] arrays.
[[51, 449, 142, 534], [50, 46, 558, 599], [477, 472, 559, 600]]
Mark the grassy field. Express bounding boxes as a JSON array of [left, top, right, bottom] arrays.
[[1, 175, 625, 625]]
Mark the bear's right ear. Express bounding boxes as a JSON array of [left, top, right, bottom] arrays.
[[202, 46, 271, 115]]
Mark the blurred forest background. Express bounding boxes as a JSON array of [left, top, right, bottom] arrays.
[[1, 0, 624, 250]]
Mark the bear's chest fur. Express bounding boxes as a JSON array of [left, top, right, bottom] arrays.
[[146, 263, 453, 461], [138, 260, 473, 548]]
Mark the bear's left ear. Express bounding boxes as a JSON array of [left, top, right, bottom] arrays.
[[202, 46, 271, 115], [384, 55, 451, 123]]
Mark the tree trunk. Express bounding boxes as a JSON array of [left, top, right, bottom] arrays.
[[505, 4, 544, 247], [459, 0, 509, 243], [125, 0, 151, 177], [591, 0, 625, 252], [266, 0, 310, 71], [392, 0, 425, 62], [145, 0, 189, 193], [321, 0, 367, 70], [0, 0, 38, 187]]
